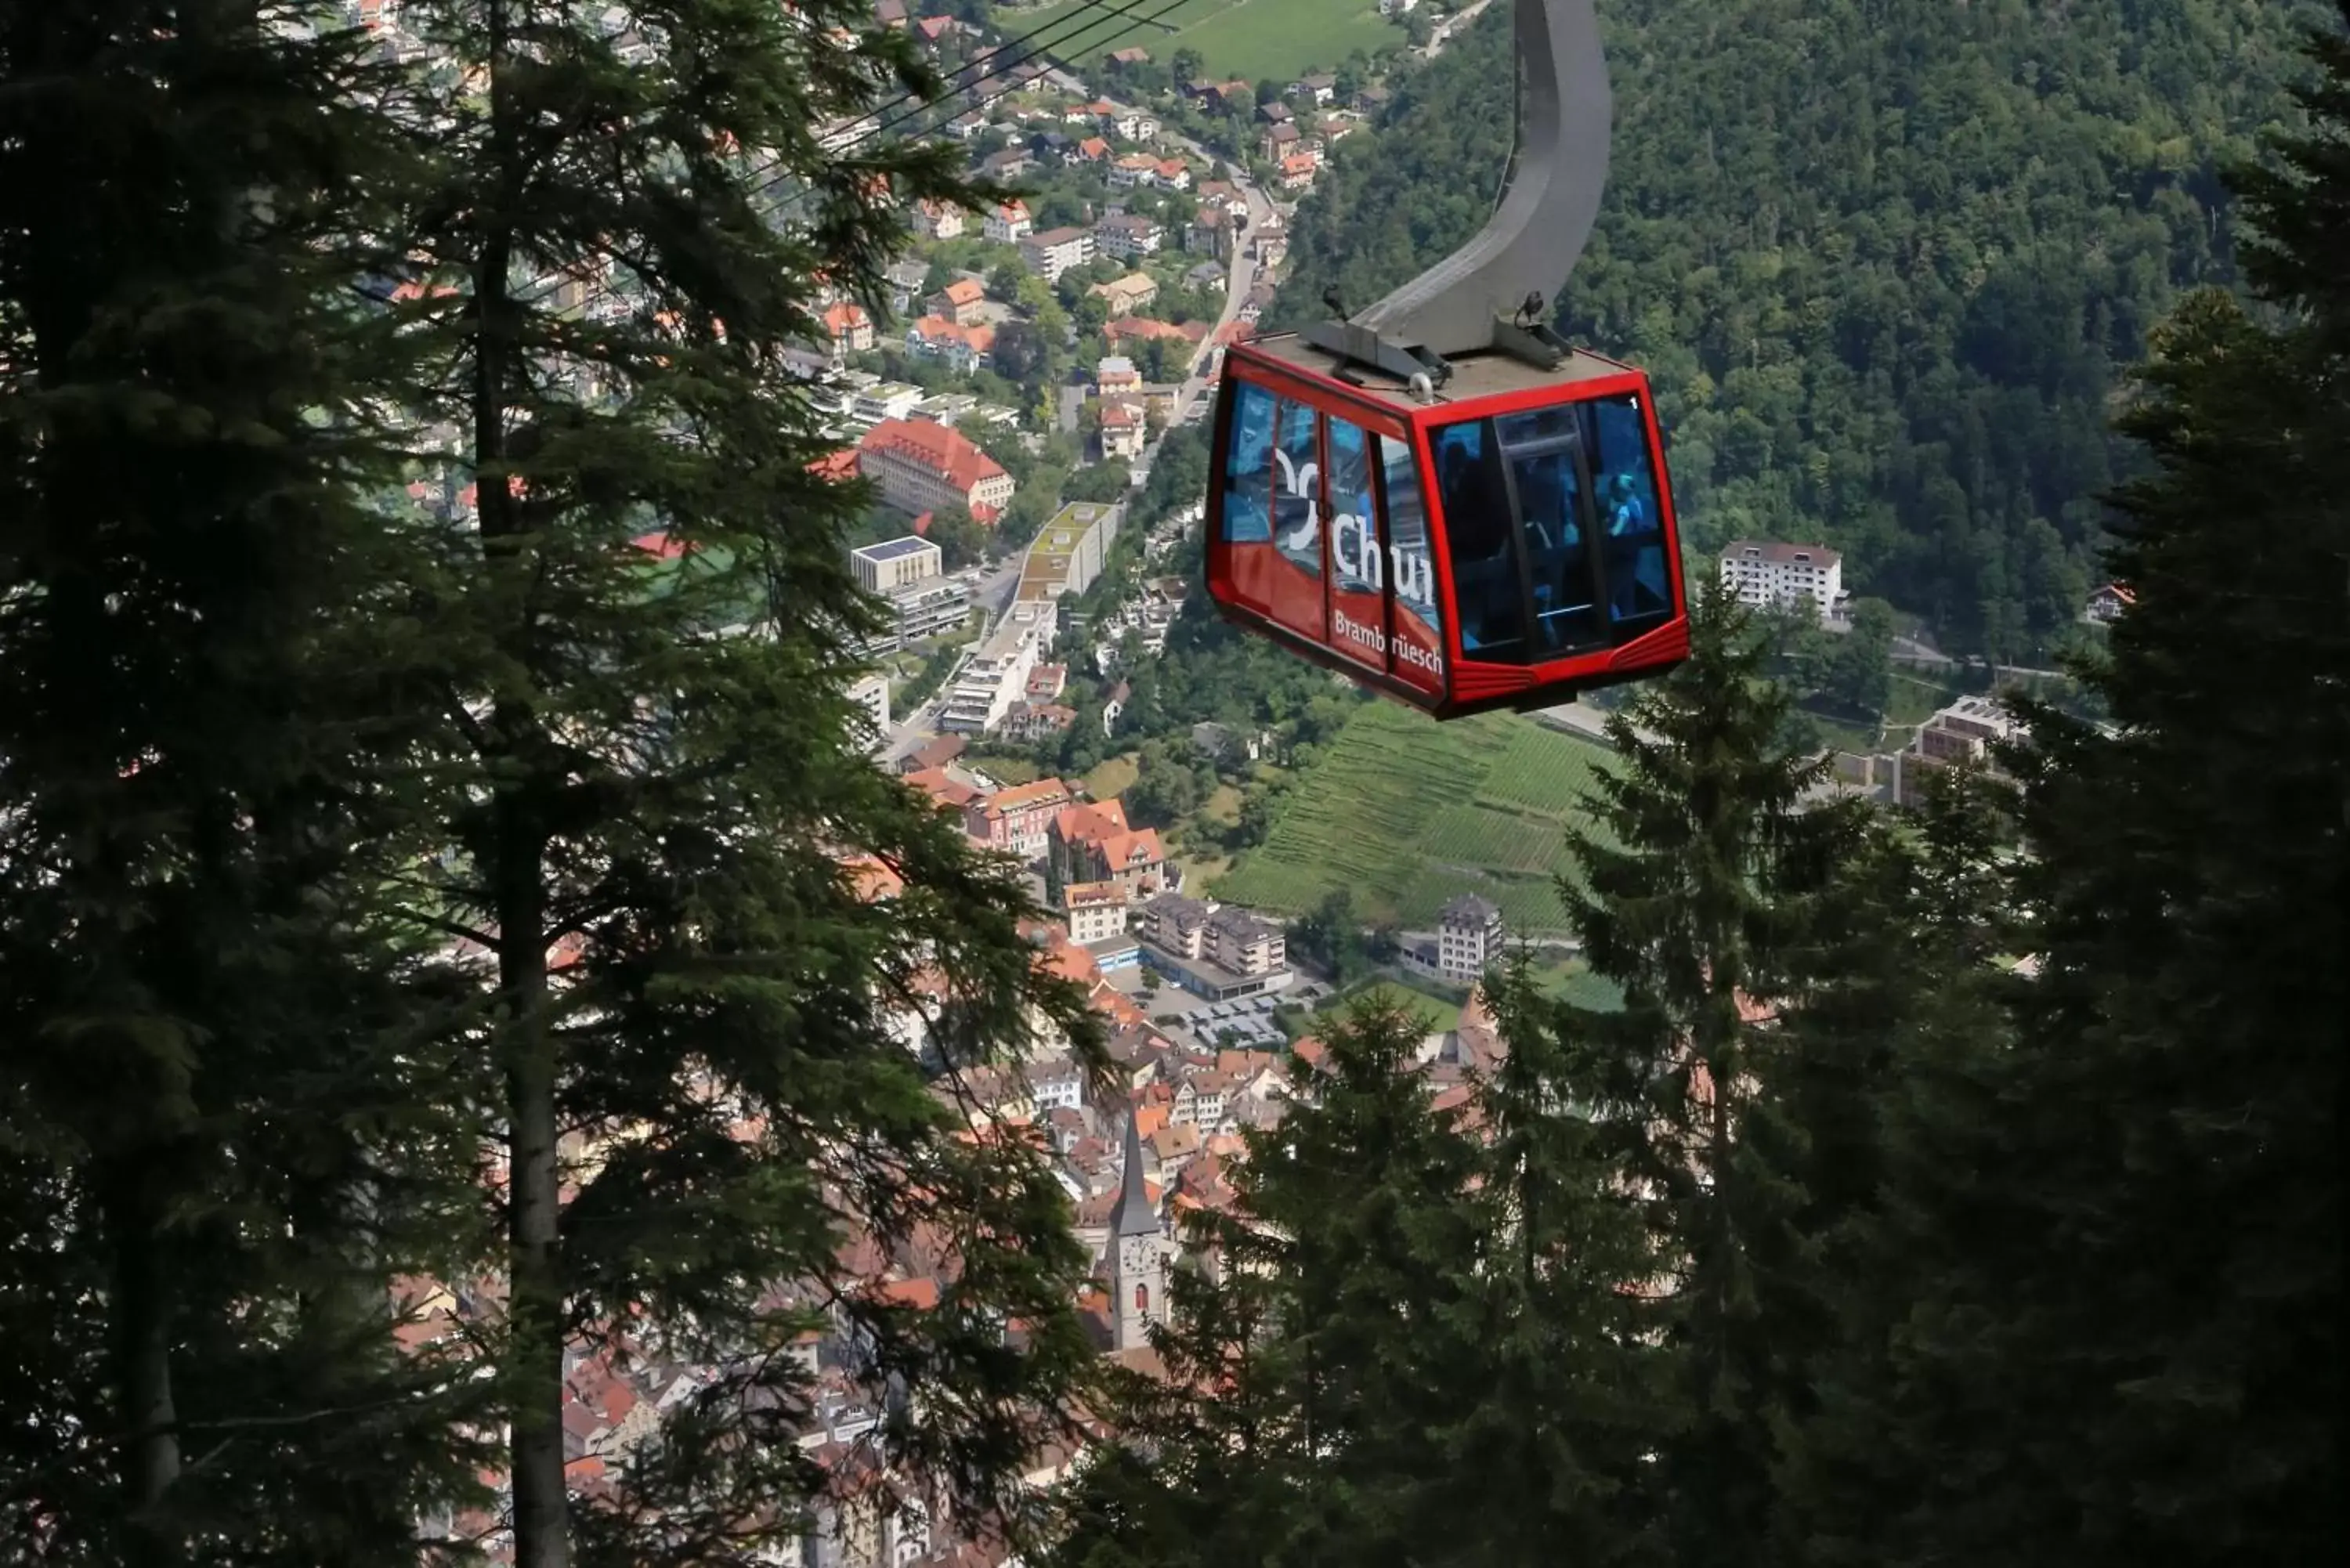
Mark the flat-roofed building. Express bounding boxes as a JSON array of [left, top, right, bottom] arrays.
[[851, 534, 942, 594], [1017, 500, 1123, 604], [938, 600, 1058, 735]]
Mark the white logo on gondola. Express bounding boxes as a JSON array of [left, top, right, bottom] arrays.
[[1265, 439, 1443, 679], [1274, 448, 1321, 553]]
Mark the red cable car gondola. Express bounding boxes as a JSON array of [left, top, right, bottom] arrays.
[[1204, 0, 1689, 719]]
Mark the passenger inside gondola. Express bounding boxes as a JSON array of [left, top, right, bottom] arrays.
[[1509, 447, 1598, 652], [1434, 423, 1523, 654], [1585, 395, 1670, 623]]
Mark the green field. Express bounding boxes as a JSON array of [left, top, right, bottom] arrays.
[[1212, 703, 1614, 934], [1003, 0, 1403, 84]]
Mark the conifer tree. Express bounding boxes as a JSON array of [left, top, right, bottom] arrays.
[[1435, 961, 1678, 1568], [1559, 583, 1866, 1568], [0, 3, 487, 1559], [1046, 1001, 1484, 1568], [377, 3, 1104, 1562], [1849, 9, 2348, 1563]]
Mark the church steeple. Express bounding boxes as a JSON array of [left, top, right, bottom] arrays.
[[1112, 1109, 1157, 1239], [1107, 1111, 1164, 1352]]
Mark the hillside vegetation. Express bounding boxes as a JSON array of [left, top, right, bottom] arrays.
[[1276, 0, 2326, 659], [1213, 701, 1615, 931]]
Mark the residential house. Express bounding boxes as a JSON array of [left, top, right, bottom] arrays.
[[1277, 152, 1317, 192], [979, 146, 1033, 180], [928, 276, 989, 325], [1187, 205, 1231, 259], [1153, 157, 1191, 190], [1075, 135, 1112, 164], [1255, 99, 1293, 125], [1258, 121, 1302, 163], [1094, 212, 1165, 260], [963, 778, 1074, 859], [1108, 152, 1159, 189], [1095, 356, 1143, 396], [982, 198, 1034, 244], [1088, 272, 1159, 317], [2085, 582, 2136, 623], [821, 300, 874, 359], [1019, 226, 1096, 282], [857, 417, 1014, 521], [1099, 401, 1145, 460], [912, 198, 966, 240], [1184, 259, 1227, 294], [905, 315, 996, 374], [1102, 315, 1195, 355], [1290, 72, 1336, 106]]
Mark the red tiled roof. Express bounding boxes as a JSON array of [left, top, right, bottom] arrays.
[[808, 447, 860, 482], [939, 277, 985, 305], [858, 417, 1009, 499]]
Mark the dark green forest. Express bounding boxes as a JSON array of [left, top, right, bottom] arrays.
[[1054, 10, 2345, 1559], [1278, 0, 2330, 659]]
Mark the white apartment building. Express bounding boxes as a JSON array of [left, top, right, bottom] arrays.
[[846, 672, 891, 751], [938, 601, 1059, 735], [1019, 226, 1096, 282], [1436, 894, 1503, 984], [1720, 540, 1845, 620], [848, 381, 924, 426]]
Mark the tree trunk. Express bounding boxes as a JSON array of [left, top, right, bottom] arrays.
[[476, 4, 565, 1555], [106, 1167, 183, 1568]]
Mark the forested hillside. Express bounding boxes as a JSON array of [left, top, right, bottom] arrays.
[[1277, 0, 2326, 658]]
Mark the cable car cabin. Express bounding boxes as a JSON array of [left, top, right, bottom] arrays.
[[1206, 332, 1688, 720]]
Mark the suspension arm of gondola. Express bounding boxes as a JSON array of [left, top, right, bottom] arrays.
[[1301, 0, 1611, 387]]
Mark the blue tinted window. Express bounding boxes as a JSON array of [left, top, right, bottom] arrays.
[[1582, 394, 1671, 629], [1433, 419, 1522, 655], [1327, 417, 1379, 594], [1273, 399, 1321, 577], [1378, 435, 1441, 639], [1220, 381, 1275, 543]]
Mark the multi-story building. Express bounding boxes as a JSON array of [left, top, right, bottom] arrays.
[[1100, 402, 1145, 460], [821, 300, 874, 359], [847, 382, 924, 426], [1436, 894, 1504, 984], [1018, 226, 1094, 282], [845, 672, 891, 750], [1049, 798, 1169, 901], [1015, 500, 1123, 603], [857, 417, 1015, 522], [864, 576, 971, 652], [905, 315, 996, 374], [1107, 153, 1159, 189], [983, 198, 1034, 243], [1894, 695, 2023, 808], [912, 197, 965, 240], [1063, 881, 1131, 945], [937, 600, 1058, 736], [927, 277, 989, 325], [962, 775, 1074, 858], [850, 534, 942, 594], [1137, 893, 1213, 961], [1095, 356, 1141, 397], [1094, 212, 1165, 259], [1720, 540, 1845, 620], [1207, 907, 1284, 977]]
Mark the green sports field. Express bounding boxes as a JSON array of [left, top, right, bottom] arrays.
[[1003, 0, 1403, 85], [1211, 702, 1616, 934]]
